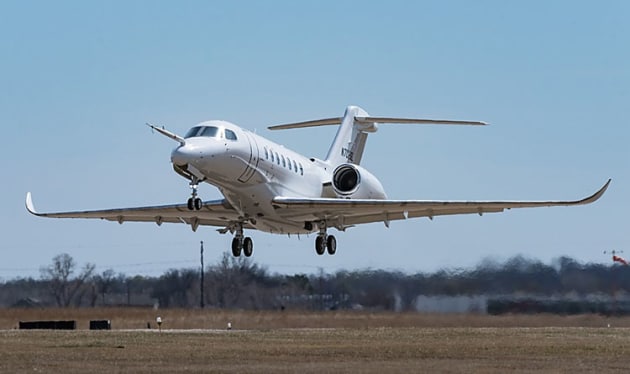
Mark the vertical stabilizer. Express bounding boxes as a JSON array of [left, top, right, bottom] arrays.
[[325, 105, 376, 166]]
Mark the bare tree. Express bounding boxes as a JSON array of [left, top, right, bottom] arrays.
[[95, 269, 116, 305], [40, 253, 95, 307], [207, 252, 277, 309]]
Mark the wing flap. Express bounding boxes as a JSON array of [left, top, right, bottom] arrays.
[[342, 212, 407, 226], [406, 207, 505, 219]]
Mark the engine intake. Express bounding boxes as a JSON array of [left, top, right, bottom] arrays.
[[333, 165, 360, 195], [331, 164, 387, 199]]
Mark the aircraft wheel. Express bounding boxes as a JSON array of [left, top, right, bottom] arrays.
[[326, 235, 336, 255], [315, 236, 326, 255], [187, 198, 194, 211], [231, 238, 242, 257], [193, 197, 203, 210], [243, 237, 253, 257]]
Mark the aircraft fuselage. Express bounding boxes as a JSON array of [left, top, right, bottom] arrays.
[[170, 120, 329, 235]]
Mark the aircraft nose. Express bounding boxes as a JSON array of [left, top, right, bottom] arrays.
[[171, 145, 200, 166]]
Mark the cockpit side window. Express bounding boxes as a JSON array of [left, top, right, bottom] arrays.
[[225, 129, 237, 141]]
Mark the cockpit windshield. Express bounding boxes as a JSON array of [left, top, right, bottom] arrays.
[[185, 126, 204, 138], [200, 126, 220, 137], [184, 126, 236, 140]]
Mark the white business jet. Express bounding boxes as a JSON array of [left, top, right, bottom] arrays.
[[26, 105, 610, 257]]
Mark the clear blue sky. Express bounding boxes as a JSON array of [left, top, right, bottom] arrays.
[[1, 1, 628, 279]]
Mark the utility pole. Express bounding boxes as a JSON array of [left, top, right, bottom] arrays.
[[200, 241, 205, 308]]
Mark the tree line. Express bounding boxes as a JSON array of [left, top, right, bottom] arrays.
[[0, 253, 628, 311]]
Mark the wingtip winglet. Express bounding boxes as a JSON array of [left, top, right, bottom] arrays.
[[25, 192, 38, 215], [601, 177, 612, 194], [582, 178, 611, 205]]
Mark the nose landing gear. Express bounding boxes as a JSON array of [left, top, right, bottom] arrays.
[[187, 178, 203, 211]]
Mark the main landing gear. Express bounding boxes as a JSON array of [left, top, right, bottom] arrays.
[[315, 221, 336, 256], [231, 223, 253, 257], [187, 178, 202, 211]]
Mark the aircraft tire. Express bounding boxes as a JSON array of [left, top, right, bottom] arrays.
[[187, 198, 194, 211], [193, 197, 203, 210], [326, 235, 336, 255], [315, 236, 326, 255], [231, 238, 242, 257], [243, 237, 253, 257]]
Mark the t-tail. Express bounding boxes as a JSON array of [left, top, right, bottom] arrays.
[[325, 106, 373, 166], [268, 105, 488, 167]]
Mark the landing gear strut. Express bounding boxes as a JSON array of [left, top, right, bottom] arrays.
[[315, 221, 336, 255], [187, 177, 202, 211], [230, 223, 253, 257]]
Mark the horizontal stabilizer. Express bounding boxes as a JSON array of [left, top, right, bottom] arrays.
[[355, 117, 487, 126], [268, 117, 342, 130], [268, 116, 486, 130]]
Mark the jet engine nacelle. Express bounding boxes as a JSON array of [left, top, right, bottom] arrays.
[[332, 164, 387, 199]]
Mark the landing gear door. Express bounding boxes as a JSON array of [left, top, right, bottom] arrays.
[[237, 132, 260, 183]]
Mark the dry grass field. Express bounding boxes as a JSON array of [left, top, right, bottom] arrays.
[[1, 308, 630, 373]]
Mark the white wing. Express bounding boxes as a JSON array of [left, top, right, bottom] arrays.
[[26, 179, 610, 232], [25, 193, 249, 231], [271, 179, 611, 227]]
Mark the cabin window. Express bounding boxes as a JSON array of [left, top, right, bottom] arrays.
[[225, 129, 237, 140], [264, 147, 269, 160], [275, 152, 280, 165], [299, 163, 303, 176], [281, 155, 286, 168], [292, 160, 298, 173], [270, 150, 275, 163]]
